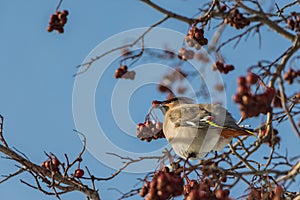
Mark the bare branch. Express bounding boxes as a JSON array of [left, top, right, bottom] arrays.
[[237, 1, 295, 42], [75, 16, 169, 75], [0, 143, 101, 200], [140, 0, 194, 24], [0, 168, 25, 184], [0, 115, 8, 147], [92, 153, 161, 181], [278, 76, 300, 137]]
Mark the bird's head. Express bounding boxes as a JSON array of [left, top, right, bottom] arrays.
[[152, 97, 195, 115]]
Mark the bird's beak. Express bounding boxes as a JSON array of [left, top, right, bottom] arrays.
[[151, 100, 171, 115], [159, 105, 169, 115]]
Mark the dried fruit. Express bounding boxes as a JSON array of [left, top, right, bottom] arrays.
[[224, 8, 250, 29], [233, 73, 276, 118], [284, 68, 299, 84], [47, 10, 69, 34], [136, 119, 165, 142], [114, 65, 135, 80], [141, 169, 183, 199], [212, 61, 235, 74], [185, 26, 208, 50]]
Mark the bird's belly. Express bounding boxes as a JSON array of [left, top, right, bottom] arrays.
[[164, 122, 226, 158]]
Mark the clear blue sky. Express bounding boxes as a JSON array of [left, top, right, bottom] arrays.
[[0, 1, 299, 199]]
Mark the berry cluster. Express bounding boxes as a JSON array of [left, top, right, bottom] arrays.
[[47, 10, 69, 33], [178, 48, 195, 60], [212, 61, 234, 74], [224, 9, 250, 29], [41, 155, 61, 173], [248, 185, 285, 200], [233, 72, 276, 118], [283, 68, 300, 84], [185, 27, 208, 50], [139, 167, 183, 200], [114, 65, 136, 80], [136, 120, 165, 142], [74, 168, 84, 178], [184, 179, 231, 200], [287, 13, 300, 32]]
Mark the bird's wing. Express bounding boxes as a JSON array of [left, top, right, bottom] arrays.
[[167, 104, 255, 136], [167, 104, 215, 129], [200, 104, 255, 137]]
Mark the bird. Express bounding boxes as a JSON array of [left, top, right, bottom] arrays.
[[152, 97, 255, 159]]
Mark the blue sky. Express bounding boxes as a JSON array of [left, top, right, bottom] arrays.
[[0, 1, 299, 199]]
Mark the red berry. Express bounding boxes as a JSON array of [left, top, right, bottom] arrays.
[[139, 186, 148, 197], [237, 85, 249, 95], [225, 64, 235, 71], [44, 160, 51, 169], [233, 94, 242, 103], [50, 14, 58, 21], [57, 27, 64, 33], [216, 189, 226, 199], [237, 77, 246, 85], [246, 72, 259, 85], [62, 10, 69, 16], [74, 168, 84, 178], [47, 26, 54, 32], [120, 65, 128, 71], [155, 122, 162, 130], [51, 157, 60, 166], [220, 5, 227, 11], [223, 67, 229, 74], [274, 185, 284, 196]]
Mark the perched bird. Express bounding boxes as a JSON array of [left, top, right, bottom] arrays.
[[153, 97, 255, 159]]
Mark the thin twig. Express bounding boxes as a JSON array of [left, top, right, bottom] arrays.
[[0, 168, 25, 184], [278, 76, 300, 137], [75, 16, 169, 76]]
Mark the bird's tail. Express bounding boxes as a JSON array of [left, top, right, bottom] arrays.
[[239, 126, 256, 137]]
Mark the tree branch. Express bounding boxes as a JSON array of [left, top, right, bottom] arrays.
[[237, 1, 295, 42], [0, 144, 101, 200], [140, 0, 195, 24]]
